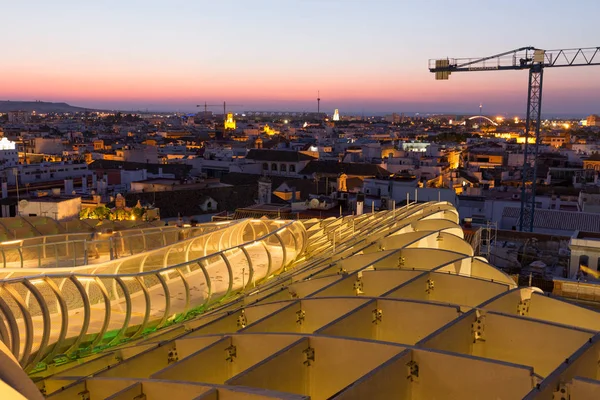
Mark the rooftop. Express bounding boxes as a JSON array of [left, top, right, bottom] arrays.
[[89, 159, 192, 177], [24, 194, 81, 203], [2, 204, 600, 399], [245, 149, 317, 162], [299, 160, 390, 177], [503, 207, 600, 232]]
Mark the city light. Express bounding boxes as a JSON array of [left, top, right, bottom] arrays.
[[0, 137, 16, 150], [333, 109, 340, 121]]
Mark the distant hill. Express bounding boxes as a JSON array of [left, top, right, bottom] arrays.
[[0, 101, 95, 113]]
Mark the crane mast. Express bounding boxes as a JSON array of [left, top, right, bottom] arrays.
[[429, 47, 600, 232]]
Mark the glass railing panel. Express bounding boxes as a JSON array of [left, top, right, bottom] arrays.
[[164, 243, 188, 268], [264, 232, 285, 273], [186, 259, 211, 310], [223, 248, 250, 294], [242, 242, 267, 285], [204, 254, 230, 303]]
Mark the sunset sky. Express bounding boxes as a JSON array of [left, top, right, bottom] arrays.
[[1, 0, 599, 115]]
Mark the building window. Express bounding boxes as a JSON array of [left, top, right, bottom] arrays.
[[290, 165, 296, 173], [280, 164, 287, 172], [262, 163, 268, 170], [271, 163, 277, 171], [206, 201, 212, 209], [580, 255, 589, 268]]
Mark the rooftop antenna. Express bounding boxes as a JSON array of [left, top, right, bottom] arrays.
[[317, 91, 321, 114]]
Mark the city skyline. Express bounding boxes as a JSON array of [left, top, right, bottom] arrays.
[[1, 0, 599, 114]]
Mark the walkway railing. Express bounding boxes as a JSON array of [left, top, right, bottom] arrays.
[[0, 218, 307, 372], [0, 223, 233, 270]]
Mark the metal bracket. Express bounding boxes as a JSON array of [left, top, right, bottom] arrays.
[[517, 299, 531, 316], [338, 267, 348, 275], [406, 360, 419, 382], [167, 346, 178, 364], [372, 308, 383, 324], [471, 313, 486, 343], [296, 309, 306, 325], [531, 374, 542, 390], [354, 276, 364, 295], [237, 310, 247, 329], [398, 256, 406, 268], [78, 390, 91, 400], [225, 344, 237, 362], [303, 346, 315, 366], [425, 279, 435, 294], [133, 395, 147, 400], [552, 383, 569, 400], [289, 288, 299, 299]]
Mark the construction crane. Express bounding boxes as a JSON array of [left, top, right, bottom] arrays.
[[196, 101, 243, 118], [429, 46, 600, 232]]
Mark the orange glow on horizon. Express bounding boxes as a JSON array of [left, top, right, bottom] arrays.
[[1, 64, 597, 112], [0, 64, 527, 104]]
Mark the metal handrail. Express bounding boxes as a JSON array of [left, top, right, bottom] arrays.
[[0, 218, 307, 372], [0, 222, 237, 269]]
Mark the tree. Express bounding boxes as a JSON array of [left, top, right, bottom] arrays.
[[132, 207, 145, 220], [93, 206, 111, 220], [113, 209, 131, 221], [79, 208, 91, 219]]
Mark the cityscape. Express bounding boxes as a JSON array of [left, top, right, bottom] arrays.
[[1, 1, 600, 399]]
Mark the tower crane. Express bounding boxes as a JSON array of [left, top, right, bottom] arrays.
[[429, 46, 600, 232]]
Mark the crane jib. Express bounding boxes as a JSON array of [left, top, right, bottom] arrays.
[[468, 66, 499, 71]]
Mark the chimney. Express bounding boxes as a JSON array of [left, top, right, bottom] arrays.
[[356, 193, 365, 215], [64, 179, 74, 195], [258, 176, 272, 205]]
